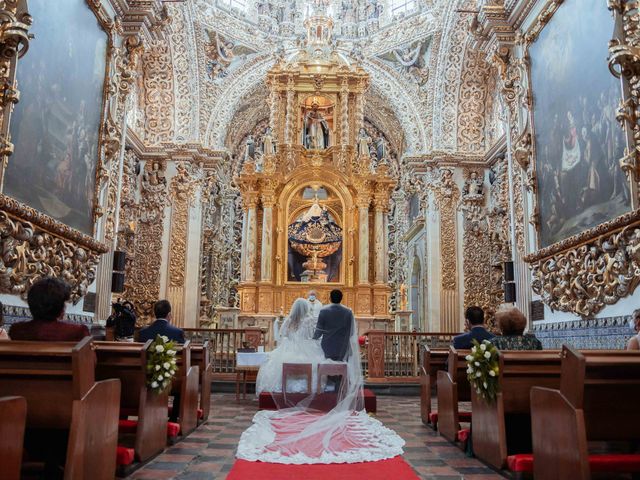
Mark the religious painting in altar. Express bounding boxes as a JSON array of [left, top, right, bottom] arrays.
[[529, 0, 630, 249], [5, 0, 107, 235], [301, 95, 335, 150], [287, 186, 343, 283]]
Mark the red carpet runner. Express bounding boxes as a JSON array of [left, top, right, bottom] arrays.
[[227, 456, 420, 479]]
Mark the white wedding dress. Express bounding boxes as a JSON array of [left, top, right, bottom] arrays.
[[238, 298, 405, 465], [255, 304, 329, 394]]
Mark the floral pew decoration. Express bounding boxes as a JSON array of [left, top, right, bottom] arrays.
[[146, 335, 178, 394], [466, 340, 499, 403]]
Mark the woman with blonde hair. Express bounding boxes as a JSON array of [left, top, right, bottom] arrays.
[[490, 306, 542, 350]]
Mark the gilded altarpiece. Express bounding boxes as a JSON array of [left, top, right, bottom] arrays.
[[235, 12, 395, 331]]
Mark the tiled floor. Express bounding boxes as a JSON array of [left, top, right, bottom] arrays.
[[126, 393, 506, 480]]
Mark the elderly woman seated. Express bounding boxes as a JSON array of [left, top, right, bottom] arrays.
[[490, 307, 542, 350]]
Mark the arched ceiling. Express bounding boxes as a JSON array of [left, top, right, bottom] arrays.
[[163, 0, 487, 159]]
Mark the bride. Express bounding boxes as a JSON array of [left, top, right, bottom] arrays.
[[238, 296, 404, 465], [256, 298, 329, 394]]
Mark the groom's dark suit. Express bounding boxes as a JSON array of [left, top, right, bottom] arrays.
[[313, 302, 353, 361]]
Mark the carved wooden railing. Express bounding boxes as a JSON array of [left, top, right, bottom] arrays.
[[363, 331, 459, 380], [183, 328, 265, 374]]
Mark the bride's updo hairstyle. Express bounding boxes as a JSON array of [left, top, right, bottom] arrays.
[[288, 297, 311, 331]]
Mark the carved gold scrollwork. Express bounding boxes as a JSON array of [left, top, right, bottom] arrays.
[[0, 209, 101, 303], [530, 218, 640, 317]]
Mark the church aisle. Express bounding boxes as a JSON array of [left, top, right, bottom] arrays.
[[126, 393, 505, 480]]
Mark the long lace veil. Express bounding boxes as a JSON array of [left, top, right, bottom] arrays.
[[238, 299, 403, 464]]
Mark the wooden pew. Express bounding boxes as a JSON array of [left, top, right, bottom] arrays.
[[171, 341, 200, 437], [436, 348, 472, 443], [94, 341, 168, 464], [0, 338, 121, 480], [191, 341, 212, 423], [471, 350, 562, 470], [530, 346, 640, 480], [0, 396, 27, 480], [420, 346, 448, 426]]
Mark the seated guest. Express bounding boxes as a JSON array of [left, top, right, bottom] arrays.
[[452, 306, 494, 349], [139, 300, 184, 422], [9, 277, 89, 341], [627, 308, 640, 350], [139, 300, 185, 343], [490, 307, 542, 350]]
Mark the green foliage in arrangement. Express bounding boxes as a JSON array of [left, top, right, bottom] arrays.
[[146, 334, 178, 394], [466, 339, 500, 403]]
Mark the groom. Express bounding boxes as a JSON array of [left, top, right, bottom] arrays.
[[314, 289, 353, 391]]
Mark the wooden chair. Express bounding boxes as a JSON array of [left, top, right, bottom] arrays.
[[317, 363, 348, 394], [436, 348, 471, 443], [530, 346, 640, 480], [0, 396, 27, 480], [420, 345, 449, 426], [191, 341, 212, 423], [94, 341, 168, 464], [171, 341, 200, 437], [0, 338, 121, 480], [471, 350, 562, 470]]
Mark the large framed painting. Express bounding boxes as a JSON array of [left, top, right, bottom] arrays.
[[530, 0, 631, 249], [4, 0, 108, 235]]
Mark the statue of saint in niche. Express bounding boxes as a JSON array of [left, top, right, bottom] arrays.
[[303, 102, 330, 150]]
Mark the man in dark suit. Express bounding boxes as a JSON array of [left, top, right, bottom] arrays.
[[9, 277, 89, 341], [314, 289, 353, 361], [314, 290, 353, 392], [452, 306, 494, 349], [139, 300, 185, 343], [139, 300, 184, 421]]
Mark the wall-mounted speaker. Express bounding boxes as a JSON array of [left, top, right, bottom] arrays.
[[504, 261, 514, 282], [504, 282, 516, 303], [111, 272, 125, 293], [111, 251, 127, 293], [113, 251, 127, 271]]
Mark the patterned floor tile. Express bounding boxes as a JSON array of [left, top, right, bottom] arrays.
[[125, 393, 507, 480]]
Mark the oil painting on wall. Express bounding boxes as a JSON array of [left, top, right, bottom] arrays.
[[5, 0, 107, 235], [530, 0, 630, 249]]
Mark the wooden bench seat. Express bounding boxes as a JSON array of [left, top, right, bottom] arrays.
[[419, 346, 449, 427], [190, 341, 212, 423], [436, 348, 472, 443], [0, 338, 121, 480], [471, 350, 562, 470], [530, 346, 640, 479], [0, 396, 27, 480], [170, 341, 200, 437], [94, 341, 168, 464]]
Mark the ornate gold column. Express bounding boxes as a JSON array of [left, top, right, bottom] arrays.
[[340, 78, 349, 145], [244, 195, 258, 283], [433, 168, 460, 332], [284, 76, 295, 144], [167, 162, 202, 327], [240, 206, 248, 282], [260, 190, 276, 282], [373, 194, 388, 284], [357, 194, 370, 285]]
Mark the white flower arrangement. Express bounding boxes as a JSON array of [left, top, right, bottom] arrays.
[[466, 339, 500, 403], [146, 334, 178, 394]]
